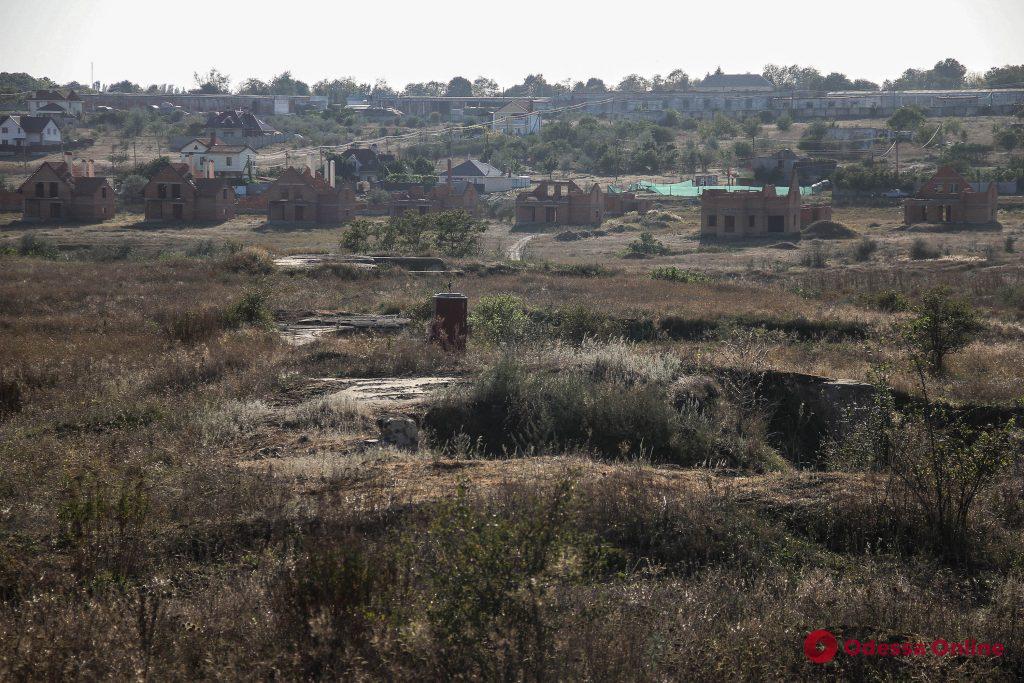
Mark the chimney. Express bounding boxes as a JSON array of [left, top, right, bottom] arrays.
[[447, 158, 453, 188], [64, 152, 75, 175], [207, 160, 214, 179], [329, 160, 336, 188], [87, 159, 95, 178]]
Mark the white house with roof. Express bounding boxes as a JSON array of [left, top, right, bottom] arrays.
[[437, 158, 531, 193], [0, 115, 62, 148], [27, 90, 84, 117], [492, 100, 542, 136], [179, 138, 256, 177]]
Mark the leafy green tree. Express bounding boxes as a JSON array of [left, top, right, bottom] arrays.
[[664, 69, 690, 90], [741, 117, 761, 150], [268, 71, 309, 96], [471, 77, 499, 96], [984, 64, 1024, 88], [191, 68, 230, 94], [573, 77, 607, 93], [733, 140, 753, 159], [993, 126, 1020, 151], [616, 74, 650, 92], [903, 287, 983, 374], [776, 112, 793, 131], [446, 76, 472, 97], [888, 105, 926, 131], [313, 77, 370, 104], [106, 80, 141, 93], [237, 78, 270, 95]]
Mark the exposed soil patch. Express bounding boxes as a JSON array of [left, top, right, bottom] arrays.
[[278, 312, 412, 345], [316, 376, 459, 410]]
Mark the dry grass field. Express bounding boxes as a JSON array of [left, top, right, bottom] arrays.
[[2, 197, 1023, 679]]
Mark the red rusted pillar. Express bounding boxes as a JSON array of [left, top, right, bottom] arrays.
[[429, 292, 468, 351]]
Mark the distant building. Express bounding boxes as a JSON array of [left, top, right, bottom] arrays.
[[338, 146, 394, 184], [903, 166, 998, 225], [492, 100, 542, 136], [391, 178, 480, 218], [749, 149, 836, 184], [347, 104, 404, 121], [604, 191, 651, 217], [141, 162, 236, 222], [179, 137, 256, 177], [822, 126, 887, 152], [27, 90, 83, 117], [437, 158, 530, 193], [514, 180, 604, 226], [695, 73, 774, 92], [203, 110, 278, 141], [700, 176, 805, 239], [0, 115, 62, 148], [18, 155, 114, 222], [265, 166, 357, 224]]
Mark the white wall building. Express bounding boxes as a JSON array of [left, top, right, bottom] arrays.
[[27, 90, 84, 117], [438, 159, 531, 193], [0, 115, 62, 147], [179, 138, 256, 177], [492, 100, 542, 136]]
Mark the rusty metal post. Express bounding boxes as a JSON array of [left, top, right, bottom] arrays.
[[429, 292, 468, 351]]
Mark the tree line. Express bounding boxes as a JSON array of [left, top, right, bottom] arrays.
[[8, 56, 1024, 102]]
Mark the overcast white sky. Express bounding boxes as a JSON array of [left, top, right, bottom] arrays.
[[2, 0, 1023, 89]]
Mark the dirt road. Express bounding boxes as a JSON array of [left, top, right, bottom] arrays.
[[507, 234, 533, 261]]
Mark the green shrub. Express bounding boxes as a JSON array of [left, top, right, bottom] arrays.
[[864, 289, 910, 312], [903, 287, 982, 374], [469, 294, 530, 345], [159, 306, 227, 344], [650, 266, 710, 283], [545, 304, 620, 343], [423, 358, 713, 464], [850, 237, 878, 262], [222, 246, 276, 274], [626, 232, 668, 257], [909, 237, 940, 260], [17, 234, 59, 259], [799, 240, 829, 268], [223, 288, 274, 329]]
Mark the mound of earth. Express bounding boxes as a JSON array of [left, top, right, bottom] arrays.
[[555, 231, 580, 241], [768, 241, 800, 250], [801, 220, 858, 240]]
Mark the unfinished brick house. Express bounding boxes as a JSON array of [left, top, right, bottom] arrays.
[[604, 191, 651, 217], [903, 166, 998, 225], [390, 179, 480, 218], [18, 155, 114, 222], [700, 175, 803, 239], [514, 180, 604, 226], [390, 184, 480, 218], [141, 162, 236, 222], [265, 166, 356, 224]]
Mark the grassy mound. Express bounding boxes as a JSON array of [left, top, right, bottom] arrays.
[[801, 220, 857, 240]]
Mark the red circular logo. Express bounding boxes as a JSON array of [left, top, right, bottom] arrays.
[[805, 629, 839, 664]]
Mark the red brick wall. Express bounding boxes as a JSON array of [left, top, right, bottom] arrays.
[[0, 190, 21, 212]]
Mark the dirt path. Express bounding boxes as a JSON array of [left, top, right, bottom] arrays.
[[507, 234, 534, 261]]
